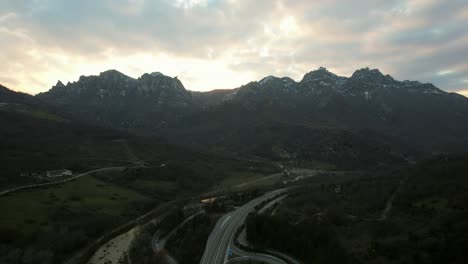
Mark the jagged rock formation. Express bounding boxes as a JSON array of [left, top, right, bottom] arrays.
[[35, 67, 468, 167]]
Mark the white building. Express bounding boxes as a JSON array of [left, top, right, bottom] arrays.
[[46, 169, 73, 178]]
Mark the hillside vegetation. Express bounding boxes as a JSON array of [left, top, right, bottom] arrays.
[[246, 155, 468, 263]]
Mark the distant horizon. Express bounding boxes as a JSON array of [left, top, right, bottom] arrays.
[[1, 1, 467, 96]]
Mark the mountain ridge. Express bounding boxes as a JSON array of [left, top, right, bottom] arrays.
[[24, 67, 468, 167], [34, 66, 451, 95]]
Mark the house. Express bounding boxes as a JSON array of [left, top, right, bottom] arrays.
[[46, 169, 73, 178], [334, 184, 342, 194], [201, 197, 217, 204]]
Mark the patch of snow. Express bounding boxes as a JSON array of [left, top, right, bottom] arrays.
[[98, 89, 106, 99], [259, 76, 275, 85], [364, 91, 370, 100], [424, 90, 441, 94], [222, 91, 238, 101], [336, 78, 346, 86], [151, 72, 165, 77]]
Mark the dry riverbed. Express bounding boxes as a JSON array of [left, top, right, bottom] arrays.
[[88, 227, 140, 264]]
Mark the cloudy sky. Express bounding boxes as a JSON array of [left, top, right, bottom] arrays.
[[1, 0, 467, 96]]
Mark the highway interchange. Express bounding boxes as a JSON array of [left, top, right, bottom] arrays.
[[200, 189, 292, 264]]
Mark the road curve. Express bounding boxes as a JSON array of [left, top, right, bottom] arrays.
[[231, 194, 302, 264], [226, 254, 286, 264], [199, 189, 288, 264]]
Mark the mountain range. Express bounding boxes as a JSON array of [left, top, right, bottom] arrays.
[[4, 67, 468, 168]]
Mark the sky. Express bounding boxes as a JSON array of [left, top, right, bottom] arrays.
[[1, 0, 468, 96]]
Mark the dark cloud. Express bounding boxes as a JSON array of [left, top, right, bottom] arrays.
[[0, 0, 467, 94]]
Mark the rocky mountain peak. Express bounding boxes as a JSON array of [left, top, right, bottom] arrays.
[[48, 80, 68, 92], [301, 67, 341, 82], [55, 80, 65, 88], [258, 75, 278, 85], [350, 67, 394, 83], [255, 76, 296, 89], [134, 72, 190, 100], [99, 70, 132, 81], [150, 72, 166, 77], [49, 81, 66, 91], [300, 67, 347, 93], [100, 69, 124, 76], [141, 72, 169, 79]]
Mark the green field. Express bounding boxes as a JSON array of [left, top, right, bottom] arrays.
[[131, 179, 178, 196], [0, 175, 151, 236], [219, 171, 268, 187]]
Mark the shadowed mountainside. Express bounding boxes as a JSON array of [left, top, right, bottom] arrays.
[[34, 67, 468, 167]]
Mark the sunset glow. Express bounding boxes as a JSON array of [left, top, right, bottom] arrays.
[[1, 1, 467, 96]]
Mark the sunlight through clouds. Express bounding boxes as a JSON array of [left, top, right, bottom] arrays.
[[457, 89, 468, 97], [279, 16, 300, 36], [174, 0, 209, 9], [0, 0, 467, 94]]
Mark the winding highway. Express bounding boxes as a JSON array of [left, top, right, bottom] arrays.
[[199, 189, 288, 264]]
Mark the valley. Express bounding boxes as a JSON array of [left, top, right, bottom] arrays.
[[2, 1, 468, 263], [1, 67, 468, 264]]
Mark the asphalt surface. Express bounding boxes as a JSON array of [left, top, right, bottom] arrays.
[[200, 189, 288, 264]]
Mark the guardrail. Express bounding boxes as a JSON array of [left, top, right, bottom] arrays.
[[233, 224, 294, 264], [232, 192, 303, 264]]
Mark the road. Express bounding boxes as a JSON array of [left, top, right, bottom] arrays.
[[0, 166, 127, 196], [153, 210, 204, 251], [228, 242, 301, 264], [151, 211, 203, 264], [379, 177, 407, 221], [231, 194, 302, 264], [258, 194, 287, 214], [200, 189, 288, 264], [226, 254, 286, 264]]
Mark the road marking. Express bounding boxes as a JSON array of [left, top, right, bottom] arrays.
[[224, 248, 230, 264], [220, 215, 231, 228], [201, 189, 291, 264]]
